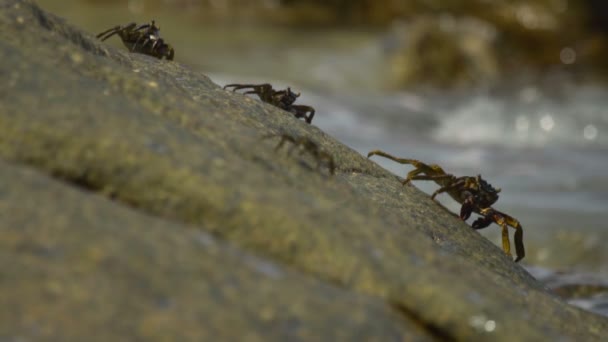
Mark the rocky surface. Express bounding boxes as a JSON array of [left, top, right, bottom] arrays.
[[1, 0, 607, 340]]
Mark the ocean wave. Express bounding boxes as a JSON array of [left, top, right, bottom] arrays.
[[431, 86, 608, 148]]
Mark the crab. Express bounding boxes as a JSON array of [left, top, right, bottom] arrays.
[[96, 20, 174, 60], [224, 83, 315, 124], [266, 133, 335, 175], [367, 149, 525, 262]]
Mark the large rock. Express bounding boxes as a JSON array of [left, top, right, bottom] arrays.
[[0, 160, 429, 341], [0, 0, 607, 340]]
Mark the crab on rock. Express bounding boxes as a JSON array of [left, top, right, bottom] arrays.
[[224, 83, 315, 124], [96, 20, 174, 60], [266, 133, 335, 175], [367, 150, 525, 262]]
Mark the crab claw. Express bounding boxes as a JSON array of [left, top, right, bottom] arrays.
[[472, 208, 525, 262], [287, 87, 300, 98], [460, 193, 477, 220], [460, 200, 473, 220], [166, 45, 175, 60], [472, 215, 493, 229]]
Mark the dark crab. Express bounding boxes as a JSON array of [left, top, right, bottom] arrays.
[[266, 133, 335, 175], [224, 83, 315, 124], [96, 20, 174, 60], [367, 149, 524, 262]]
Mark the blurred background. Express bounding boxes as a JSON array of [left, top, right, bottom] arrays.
[[38, 0, 608, 312]]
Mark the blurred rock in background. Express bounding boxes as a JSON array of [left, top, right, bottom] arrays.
[[76, 0, 608, 88]]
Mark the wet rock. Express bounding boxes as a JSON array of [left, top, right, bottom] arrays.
[[0, 0, 607, 340]]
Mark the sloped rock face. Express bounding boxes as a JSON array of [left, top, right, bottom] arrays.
[[0, 161, 429, 341], [0, 0, 607, 341]]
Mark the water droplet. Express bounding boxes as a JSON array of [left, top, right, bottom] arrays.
[[516, 5, 539, 29], [560, 47, 576, 65], [469, 314, 497, 333], [147, 81, 159, 89], [484, 320, 496, 332], [583, 124, 598, 140], [540, 114, 555, 131]]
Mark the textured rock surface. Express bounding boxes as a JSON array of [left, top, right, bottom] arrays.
[[0, 160, 428, 341], [1, 0, 607, 340]]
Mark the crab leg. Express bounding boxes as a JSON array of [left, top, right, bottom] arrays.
[[132, 34, 152, 51], [131, 21, 158, 50], [275, 88, 300, 98], [500, 221, 511, 257], [244, 89, 273, 103], [223, 83, 272, 93], [429, 178, 469, 199], [96, 22, 137, 41], [367, 150, 421, 166], [223, 84, 275, 103], [290, 105, 315, 124], [504, 213, 525, 262], [136, 36, 163, 53], [133, 21, 153, 32], [473, 208, 525, 262], [367, 151, 445, 184], [96, 26, 121, 40], [460, 194, 476, 220]]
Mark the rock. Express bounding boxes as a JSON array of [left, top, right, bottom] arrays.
[[0, 0, 607, 340], [386, 15, 500, 88], [0, 160, 430, 341]]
